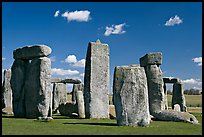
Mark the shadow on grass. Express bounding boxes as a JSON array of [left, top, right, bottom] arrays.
[[63, 122, 117, 126]]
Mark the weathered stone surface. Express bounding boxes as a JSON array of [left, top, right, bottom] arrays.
[[2, 69, 13, 111], [142, 64, 166, 115], [13, 45, 52, 60], [173, 104, 181, 112], [113, 65, 150, 126], [75, 90, 85, 118], [84, 40, 110, 118], [52, 83, 68, 113], [163, 84, 168, 110], [172, 83, 187, 112], [24, 57, 52, 118], [61, 79, 81, 84], [58, 102, 78, 116], [163, 77, 181, 84], [109, 105, 116, 119], [37, 116, 53, 122], [51, 78, 81, 84], [11, 59, 29, 117], [153, 110, 198, 124], [140, 52, 162, 67], [2, 107, 13, 114], [72, 83, 84, 104]]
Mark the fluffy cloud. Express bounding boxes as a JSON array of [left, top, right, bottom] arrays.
[[104, 23, 126, 36], [165, 15, 183, 26], [54, 10, 60, 17], [65, 55, 77, 63], [181, 78, 202, 85], [62, 10, 91, 22], [192, 57, 202, 66], [181, 78, 202, 90], [51, 68, 79, 76], [65, 55, 85, 68]]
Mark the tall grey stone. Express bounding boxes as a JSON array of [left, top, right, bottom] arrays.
[[163, 84, 168, 110], [172, 83, 187, 112], [2, 69, 13, 113], [52, 83, 68, 113], [72, 83, 84, 104], [11, 59, 29, 117], [13, 45, 52, 60], [140, 52, 198, 124], [84, 39, 110, 118], [113, 65, 150, 126], [76, 90, 85, 118], [24, 57, 52, 118], [140, 53, 166, 115]]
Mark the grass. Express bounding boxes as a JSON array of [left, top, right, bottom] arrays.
[[167, 95, 202, 107], [2, 112, 202, 135], [2, 95, 202, 135]]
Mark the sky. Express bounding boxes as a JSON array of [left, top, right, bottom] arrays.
[[2, 2, 202, 93]]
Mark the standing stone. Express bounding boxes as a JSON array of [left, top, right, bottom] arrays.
[[11, 59, 29, 117], [172, 83, 187, 112], [140, 52, 166, 115], [52, 83, 68, 113], [76, 90, 85, 118], [72, 83, 84, 104], [163, 84, 168, 110], [24, 57, 51, 118], [84, 39, 110, 118], [2, 69, 13, 114], [113, 65, 150, 126]]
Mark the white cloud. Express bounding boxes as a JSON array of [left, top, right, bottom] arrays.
[[192, 57, 202, 66], [72, 59, 85, 67], [54, 10, 60, 17], [165, 15, 183, 26], [2, 57, 6, 61], [65, 55, 85, 68], [51, 68, 79, 76], [50, 56, 56, 62], [62, 10, 91, 22], [104, 23, 126, 36], [65, 55, 77, 63], [181, 78, 202, 90], [181, 78, 202, 85]]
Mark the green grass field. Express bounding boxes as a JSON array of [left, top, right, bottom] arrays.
[[2, 95, 202, 135], [167, 95, 202, 107]]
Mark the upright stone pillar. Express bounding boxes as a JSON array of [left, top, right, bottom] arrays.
[[11, 45, 52, 119], [52, 83, 68, 113], [75, 89, 85, 118], [2, 69, 13, 114], [24, 57, 51, 118], [172, 83, 187, 112], [163, 84, 168, 110], [11, 59, 29, 117], [84, 39, 110, 118], [113, 65, 150, 126], [140, 52, 166, 115]]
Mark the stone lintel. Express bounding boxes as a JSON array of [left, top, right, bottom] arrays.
[[163, 77, 181, 84], [51, 78, 81, 84], [140, 52, 162, 67]]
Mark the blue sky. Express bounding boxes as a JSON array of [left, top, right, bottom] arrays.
[[2, 2, 202, 92]]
